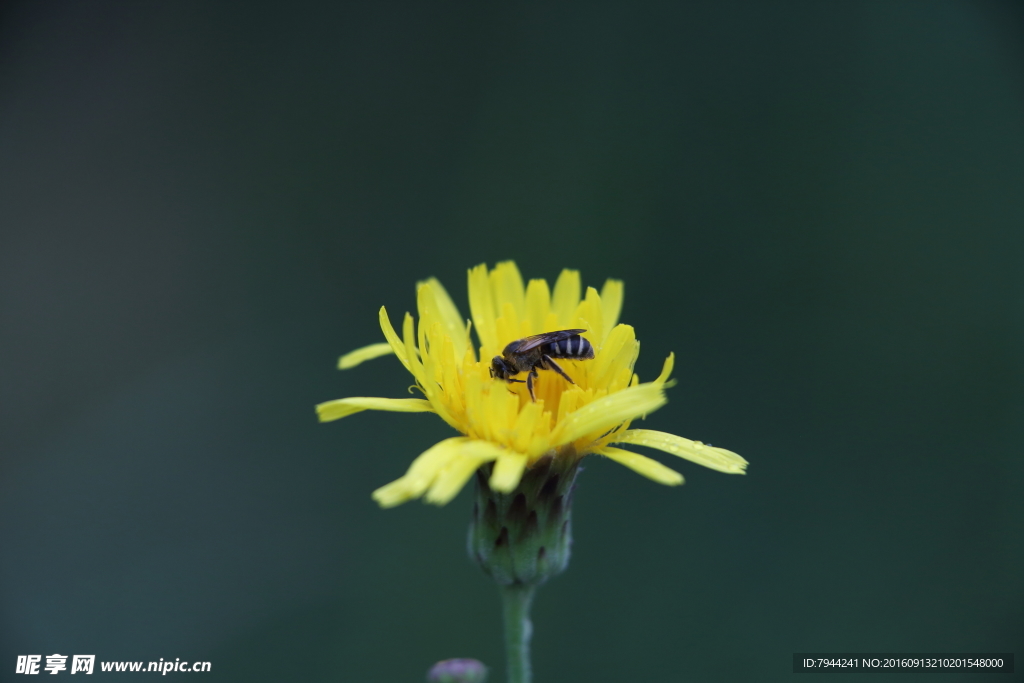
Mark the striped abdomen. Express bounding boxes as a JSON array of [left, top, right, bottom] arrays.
[[543, 334, 594, 360]]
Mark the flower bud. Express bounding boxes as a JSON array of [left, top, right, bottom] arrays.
[[468, 452, 580, 586], [426, 658, 488, 683]]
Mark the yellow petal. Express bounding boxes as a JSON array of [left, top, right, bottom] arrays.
[[468, 263, 499, 353], [402, 311, 425, 383], [588, 324, 637, 389], [551, 268, 581, 325], [370, 478, 416, 508], [600, 279, 624, 332], [551, 382, 667, 446], [378, 307, 411, 372], [424, 454, 491, 505], [490, 261, 526, 321], [372, 437, 469, 507], [424, 440, 509, 505], [403, 438, 473, 488], [596, 447, 683, 486], [338, 342, 394, 369], [403, 312, 459, 430], [495, 302, 523, 348], [417, 279, 470, 357], [655, 352, 675, 385], [524, 278, 552, 334], [614, 429, 748, 474], [490, 452, 529, 492], [574, 286, 605, 347], [482, 374, 518, 438], [316, 397, 434, 422], [512, 399, 546, 453]]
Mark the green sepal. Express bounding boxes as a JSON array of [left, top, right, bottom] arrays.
[[468, 451, 579, 587]]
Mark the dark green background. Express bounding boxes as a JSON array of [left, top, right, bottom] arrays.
[[1, 2, 1021, 681]]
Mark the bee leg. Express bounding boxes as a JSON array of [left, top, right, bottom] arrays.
[[526, 369, 538, 402], [542, 355, 576, 385], [505, 377, 527, 397]]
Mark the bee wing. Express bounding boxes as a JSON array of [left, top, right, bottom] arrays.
[[505, 329, 587, 353]]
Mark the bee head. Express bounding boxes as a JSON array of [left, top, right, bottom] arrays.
[[490, 356, 513, 380]]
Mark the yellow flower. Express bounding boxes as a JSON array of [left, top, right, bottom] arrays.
[[318, 261, 747, 507]]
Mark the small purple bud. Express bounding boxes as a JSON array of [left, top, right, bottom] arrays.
[[427, 658, 488, 683]]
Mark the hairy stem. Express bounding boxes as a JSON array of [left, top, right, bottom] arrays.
[[500, 584, 536, 683]]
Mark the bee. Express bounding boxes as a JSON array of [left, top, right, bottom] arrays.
[[489, 329, 595, 401]]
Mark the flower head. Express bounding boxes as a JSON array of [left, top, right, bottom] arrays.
[[318, 261, 747, 507], [427, 659, 488, 683]]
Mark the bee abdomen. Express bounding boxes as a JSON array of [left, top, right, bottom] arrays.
[[545, 335, 594, 359]]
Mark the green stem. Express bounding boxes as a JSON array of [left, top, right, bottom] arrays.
[[500, 584, 536, 683]]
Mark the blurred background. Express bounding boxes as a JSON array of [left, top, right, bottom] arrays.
[[1, 1, 1021, 681]]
